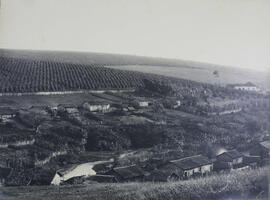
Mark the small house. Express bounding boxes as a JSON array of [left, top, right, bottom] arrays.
[[0, 107, 16, 121], [216, 150, 243, 167], [168, 155, 213, 179], [82, 102, 110, 112], [250, 140, 270, 159], [105, 165, 148, 182]]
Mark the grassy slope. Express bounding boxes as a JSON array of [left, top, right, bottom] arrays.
[[2, 166, 269, 200]]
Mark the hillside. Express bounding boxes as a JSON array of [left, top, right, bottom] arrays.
[[0, 50, 240, 96], [1, 49, 268, 91]]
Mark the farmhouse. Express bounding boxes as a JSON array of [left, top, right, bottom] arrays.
[[228, 82, 260, 92], [250, 140, 270, 159], [105, 165, 148, 182], [82, 102, 110, 112], [216, 150, 243, 166], [168, 155, 213, 179], [0, 107, 16, 121]]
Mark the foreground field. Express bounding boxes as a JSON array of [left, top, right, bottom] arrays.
[[1, 166, 269, 200]]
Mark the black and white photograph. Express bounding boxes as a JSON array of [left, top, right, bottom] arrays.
[[0, 0, 270, 199]]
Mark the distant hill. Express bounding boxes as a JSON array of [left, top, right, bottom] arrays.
[[0, 49, 268, 92]]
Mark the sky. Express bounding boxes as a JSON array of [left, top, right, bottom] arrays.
[[0, 0, 270, 71]]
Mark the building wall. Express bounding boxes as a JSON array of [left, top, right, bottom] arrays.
[[183, 164, 213, 178], [201, 164, 213, 174], [234, 86, 260, 92]]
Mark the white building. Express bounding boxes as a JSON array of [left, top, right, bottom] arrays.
[[83, 102, 110, 112], [231, 82, 260, 92]]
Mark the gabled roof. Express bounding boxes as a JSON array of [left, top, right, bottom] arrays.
[[217, 150, 243, 160], [112, 165, 147, 179], [170, 155, 212, 170], [260, 140, 270, 150]]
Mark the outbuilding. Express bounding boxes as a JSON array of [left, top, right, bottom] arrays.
[[169, 155, 213, 179], [216, 150, 243, 167]]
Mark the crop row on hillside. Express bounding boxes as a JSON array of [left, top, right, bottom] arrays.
[[0, 57, 143, 93]]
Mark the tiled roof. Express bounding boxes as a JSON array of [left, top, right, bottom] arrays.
[[218, 150, 243, 160], [170, 155, 212, 170]]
